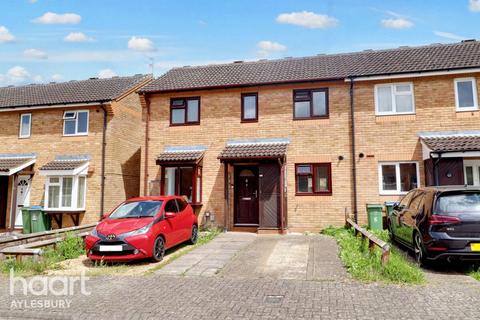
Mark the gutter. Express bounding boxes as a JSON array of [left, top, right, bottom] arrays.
[[349, 76, 359, 223], [0, 101, 110, 112]]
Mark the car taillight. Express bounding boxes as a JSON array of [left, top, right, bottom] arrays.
[[429, 215, 461, 225]]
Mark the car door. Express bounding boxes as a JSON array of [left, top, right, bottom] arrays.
[[163, 199, 181, 247], [175, 198, 191, 241], [390, 191, 415, 242], [402, 191, 425, 246]]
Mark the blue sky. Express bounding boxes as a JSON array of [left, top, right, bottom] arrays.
[[0, 0, 479, 86]]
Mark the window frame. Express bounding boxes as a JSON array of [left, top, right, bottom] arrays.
[[19, 113, 32, 138], [169, 97, 201, 126], [454, 77, 479, 112], [292, 88, 329, 120], [374, 83, 415, 116], [160, 164, 202, 205], [295, 163, 332, 196], [378, 161, 420, 195], [44, 175, 87, 211], [241, 92, 258, 123], [62, 110, 89, 136]]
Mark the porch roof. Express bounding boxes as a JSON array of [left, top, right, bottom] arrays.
[[419, 131, 480, 153], [156, 146, 206, 164], [0, 154, 36, 176], [218, 138, 289, 161], [39, 155, 90, 175]]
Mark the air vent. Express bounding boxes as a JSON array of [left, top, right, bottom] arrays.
[[233, 60, 244, 63], [461, 39, 476, 43]]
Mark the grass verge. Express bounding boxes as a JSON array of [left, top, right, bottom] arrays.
[[469, 268, 480, 281], [0, 232, 85, 276], [322, 227, 425, 285]]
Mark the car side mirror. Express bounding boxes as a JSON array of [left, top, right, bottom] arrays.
[[101, 213, 109, 220], [165, 212, 175, 219]]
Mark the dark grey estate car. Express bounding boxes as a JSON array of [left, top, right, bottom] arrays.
[[387, 186, 480, 265]]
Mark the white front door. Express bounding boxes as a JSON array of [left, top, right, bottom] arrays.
[[14, 175, 31, 228], [464, 160, 480, 186]]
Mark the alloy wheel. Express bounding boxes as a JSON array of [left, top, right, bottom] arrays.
[[153, 237, 165, 262], [414, 233, 424, 265], [190, 225, 198, 244]]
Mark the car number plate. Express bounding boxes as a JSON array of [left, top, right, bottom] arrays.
[[470, 243, 480, 252], [99, 245, 123, 252]]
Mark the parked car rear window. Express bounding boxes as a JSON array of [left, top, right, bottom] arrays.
[[109, 200, 163, 219], [435, 192, 480, 215]]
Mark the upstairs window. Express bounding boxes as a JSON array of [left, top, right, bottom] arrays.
[[170, 97, 200, 125], [63, 111, 89, 136], [375, 83, 415, 115], [293, 89, 328, 119], [19, 113, 31, 138], [241, 93, 258, 122], [455, 78, 478, 111]]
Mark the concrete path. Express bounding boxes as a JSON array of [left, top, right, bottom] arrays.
[[156, 232, 256, 277], [157, 232, 347, 281]]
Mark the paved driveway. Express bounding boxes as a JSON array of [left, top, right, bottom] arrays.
[[1, 232, 480, 319]]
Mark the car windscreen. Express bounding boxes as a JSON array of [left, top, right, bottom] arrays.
[[109, 200, 163, 219], [435, 192, 480, 216]]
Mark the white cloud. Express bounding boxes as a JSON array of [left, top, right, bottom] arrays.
[[0, 66, 46, 86], [256, 40, 287, 57], [64, 32, 94, 42], [469, 0, 480, 12], [23, 48, 48, 59], [381, 18, 414, 29], [98, 69, 117, 78], [276, 11, 338, 29], [51, 74, 63, 81], [30, 0, 38, 3], [434, 31, 467, 41], [8, 66, 29, 80], [32, 12, 81, 24], [128, 36, 155, 51], [0, 26, 15, 43]]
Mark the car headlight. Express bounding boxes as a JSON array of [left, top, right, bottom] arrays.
[[90, 228, 100, 237], [120, 222, 153, 238]]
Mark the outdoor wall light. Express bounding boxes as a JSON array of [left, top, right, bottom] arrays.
[[359, 153, 365, 158], [338, 155, 344, 161]]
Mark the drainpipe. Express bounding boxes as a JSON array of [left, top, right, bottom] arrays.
[[349, 77, 359, 223], [143, 94, 151, 196], [100, 103, 108, 219], [278, 158, 285, 233], [431, 152, 442, 186]]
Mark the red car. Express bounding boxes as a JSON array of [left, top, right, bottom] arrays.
[[85, 196, 198, 262]]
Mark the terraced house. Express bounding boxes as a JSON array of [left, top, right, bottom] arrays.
[[139, 40, 480, 232], [0, 75, 151, 231]]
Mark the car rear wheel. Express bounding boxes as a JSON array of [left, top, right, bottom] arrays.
[[189, 225, 198, 245], [414, 232, 427, 267], [152, 236, 165, 262], [388, 220, 396, 242]]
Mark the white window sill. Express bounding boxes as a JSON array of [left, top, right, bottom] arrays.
[[375, 112, 416, 117], [63, 133, 88, 137], [456, 107, 479, 112], [44, 208, 86, 212], [18, 136, 31, 139]]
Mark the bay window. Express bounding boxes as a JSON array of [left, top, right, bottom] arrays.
[[45, 175, 87, 210], [378, 162, 419, 195]]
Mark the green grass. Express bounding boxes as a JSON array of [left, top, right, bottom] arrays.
[[469, 267, 480, 281], [0, 232, 85, 276], [322, 227, 425, 285]]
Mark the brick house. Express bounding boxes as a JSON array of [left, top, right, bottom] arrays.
[[138, 40, 480, 233], [0, 75, 151, 231]]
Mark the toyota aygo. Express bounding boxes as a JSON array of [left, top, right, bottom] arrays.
[[85, 196, 198, 262]]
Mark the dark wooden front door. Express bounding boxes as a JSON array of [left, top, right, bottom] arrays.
[[235, 166, 259, 225], [0, 176, 8, 229]]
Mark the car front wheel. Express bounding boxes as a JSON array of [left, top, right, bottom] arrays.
[[189, 225, 198, 245], [152, 236, 165, 262]]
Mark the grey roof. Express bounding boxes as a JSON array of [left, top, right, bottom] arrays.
[[40, 160, 89, 171], [419, 131, 480, 152], [157, 151, 205, 163], [0, 156, 36, 173], [141, 41, 480, 92], [0, 75, 150, 109]]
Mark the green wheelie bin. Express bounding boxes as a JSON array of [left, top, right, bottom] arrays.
[[366, 204, 383, 231]]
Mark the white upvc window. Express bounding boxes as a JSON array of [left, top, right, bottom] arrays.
[[45, 175, 87, 210], [63, 110, 89, 136], [375, 83, 415, 115], [378, 161, 419, 195], [19, 113, 31, 138], [454, 78, 478, 111]]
